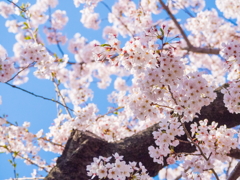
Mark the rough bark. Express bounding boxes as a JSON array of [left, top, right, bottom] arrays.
[[45, 84, 240, 180]]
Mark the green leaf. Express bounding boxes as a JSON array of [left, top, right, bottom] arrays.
[[13, 151, 19, 157], [59, 109, 63, 114], [20, 3, 25, 9], [160, 28, 164, 37], [23, 22, 29, 28], [24, 36, 32, 40], [170, 146, 174, 151], [100, 44, 111, 47], [20, 13, 25, 18]]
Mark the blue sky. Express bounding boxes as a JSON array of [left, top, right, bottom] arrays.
[[0, 0, 218, 179]]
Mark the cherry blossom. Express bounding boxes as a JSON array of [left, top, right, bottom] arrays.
[[0, 0, 240, 179], [86, 153, 152, 179]]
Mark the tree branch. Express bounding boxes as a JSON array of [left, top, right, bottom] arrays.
[[6, 62, 35, 83], [5, 82, 74, 112], [6, 0, 26, 12], [159, 0, 220, 55], [45, 84, 240, 179], [228, 162, 240, 180], [228, 148, 240, 159]]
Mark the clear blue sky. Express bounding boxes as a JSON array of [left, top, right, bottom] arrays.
[[0, 0, 218, 179]]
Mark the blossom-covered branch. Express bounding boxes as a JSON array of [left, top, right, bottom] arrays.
[[45, 85, 240, 179]]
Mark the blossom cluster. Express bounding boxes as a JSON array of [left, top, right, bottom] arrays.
[[185, 9, 237, 48], [221, 82, 240, 114], [0, 45, 15, 82], [0, 1, 15, 18], [43, 10, 68, 44], [151, 118, 239, 179], [0, 57, 15, 83], [86, 153, 152, 180], [148, 115, 184, 165], [172, 72, 217, 122], [191, 119, 238, 161], [216, 0, 240, 20], [178, 119, 239, 179], [187, 53, 226, 86], [220, 40, 240, 113], [168, 0, 205, 14], [74, 0, 102, 30], [108, 0, 154, 37], [18, 42, 68, 80], [0, 117, 56, 172], [46, 104, 137, 142], [1, 0, 240, 179], [27, 0, 58, 28], [220, 40, 240, 80]]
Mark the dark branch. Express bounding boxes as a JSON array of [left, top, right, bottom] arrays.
[[6, 0, 26, 12], [159, 0, 220, 55], [45, 84, 240, 179], [228, 162, 240, 180], [228, 148, 240, 159]]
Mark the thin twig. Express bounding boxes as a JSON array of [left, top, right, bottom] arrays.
[[56, 43, 64, 57], [159, 0, 191, 47], [10, 151, 18, 179], [175, 137, 192, 144], [55, 88, 61, 116], [6, 62, 35, 83], [48, 6, 65, 57], [48, 7, 67, 117], [159, 0, 220, 55], [5, 82, 74, 112], [226, 158, 233, 179], [38, 137, 64, 147], [174, 167, 191, 180], [182, 7, 194, 17], [95, 106, 124, 121], [5, 120, 64, 147], [1, 145, 49, 172], [17, 154, 49, 172], [6, 0, 26, 12], [52, 79, 72, 117], [168, 85, 178, 105], [100, 1, 134, 37], [151, 102, 174, 110]]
